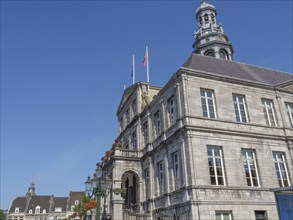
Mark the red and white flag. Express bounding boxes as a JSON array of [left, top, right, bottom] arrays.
[[142, 49, 148, 67], [142, 46, 149, 83]]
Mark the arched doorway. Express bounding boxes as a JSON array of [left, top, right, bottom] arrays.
[[121, 171, 139, 211]]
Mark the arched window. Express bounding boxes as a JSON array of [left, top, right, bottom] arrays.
[[74, 200, 79, 205], [29, 209, 32, 214], [15, 208, 19, 213], [35, 206, 40, 214], [219, 49, 228, 60], [204, 50, 215, 57], [71, 206, 75, 211], [42, 210, 46, 214], [204, 14, 209, 22], [211, 14, 215, 22], [199, 16, 203, 25]]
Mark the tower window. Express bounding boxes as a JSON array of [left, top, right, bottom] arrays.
[[204, 50, 215, 57], [199, 16, 202, 25], [219, 49, 228, 60], [204, 14, 209, 22], [211, 13, 215, 22]]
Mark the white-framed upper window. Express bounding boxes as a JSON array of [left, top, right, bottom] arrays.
[[154, 111, 161, 137], [207, 146, 226, 186], [200, 89, 217, 118], [15, 208, 19, 213], [74, 200, 79, 205], [158, 161, 164, 194], [42, 210, 46, 214], [55, 208, 62, 212], [215, 211, 233, 220], [71, 205, 75, 211], [262, 99, 277, 126], [167, 96, 176, 126], [142, 121, 148, 147], [242, 149, 260, 187], [29, 209, 32, 214], [285, 102, 293, 127], [35, 206, 40, 214], [233, 94, 248, 123], [273, 152, 290, 187], [131, 130, 137, 150], [172, 152, 180, 190]]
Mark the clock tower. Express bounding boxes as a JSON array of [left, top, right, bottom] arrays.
[[193, 0, 234, 60]]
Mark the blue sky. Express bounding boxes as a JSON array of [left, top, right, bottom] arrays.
[[1, 0, 292, 210]]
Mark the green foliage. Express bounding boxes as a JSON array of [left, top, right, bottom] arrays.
[[0, 209, 6, 220], [72, 196, 91, 220]]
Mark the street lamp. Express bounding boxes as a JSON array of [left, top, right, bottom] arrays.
[[85, 164, 112, 220]]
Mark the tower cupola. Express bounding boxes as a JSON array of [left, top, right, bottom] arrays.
[[25, 181, 36, 197], [193, 0, 234, 60]]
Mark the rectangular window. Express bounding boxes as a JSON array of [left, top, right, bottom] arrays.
[[285, 102, 293, 127], [172, 152, 180, 190], [242, 149, 260, 187], [262, 99, 277, 126], [201, 89, 216, 118], [254, 211, 267, 220], [143, 121, 148, 147], [273, 152, 290, 187], [207, 147, 225, 186], [154, 111, 161, 137], [131, 130, 137, 150], [233, 94, 248, 123], [158, 161, 164, 194], [168, 96, 176, 126], [132, 98, 137, 115], [144, 168, 150, 196], [119, 116, 123, 132], [125, 108, 130, 124], [215, 211, 233, 220]]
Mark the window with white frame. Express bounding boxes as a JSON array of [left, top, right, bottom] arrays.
[[29, 210, 32, 214], [143, 121, 148, 147], [200, 89, 216, 118], [157, 161, 164, 194], [273, 152, 290, 187], [35, 206, 40, 214], [262, 99, 277, 126], [215, 211, 233, 220], [42, 210, 46, 214], [242, 149, 260, 187], [15, 208, 19, 213], [144, 168, 150, 196], [172, 152, 180, 190], [233, 94, 248, 123], [154, 111, 161, 137], [74, 200, 79, 205], [168, 96, 176, 126], [207, 146, 225, 186], [131, 130, 137, 150], [285, 102, 293, 127]]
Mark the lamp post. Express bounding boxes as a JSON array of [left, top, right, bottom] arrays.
[[85, 164, 112, 220]]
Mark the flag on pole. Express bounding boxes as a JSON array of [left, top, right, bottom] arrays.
[[142, 46, 149, 83], [131, 54, 135, 84]]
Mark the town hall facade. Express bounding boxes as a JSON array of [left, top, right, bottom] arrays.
[[99, 1, 293, 219]]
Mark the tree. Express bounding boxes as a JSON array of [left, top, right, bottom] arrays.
[[0, 209, 6, 220], [70, 196, 96, 220]]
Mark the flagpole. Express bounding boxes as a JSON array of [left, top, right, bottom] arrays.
[[146, 46, 149, 83], [132, 54, 135, 84]]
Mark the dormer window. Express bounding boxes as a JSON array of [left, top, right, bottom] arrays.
[[29, 209, 32, 214], [15, 208, 19, 213], [55, 207, 62, 212], [35, 206, 40, 214], [42, 210, 46, 214], [74, 200, 79, 205], [71, 205, 75, 211]]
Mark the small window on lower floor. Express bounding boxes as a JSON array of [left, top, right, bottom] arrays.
[[216, 211, 233, 220], [255, 211, 267, 220]]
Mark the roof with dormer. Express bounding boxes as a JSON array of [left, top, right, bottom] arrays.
[[181, 53, 293, 86]]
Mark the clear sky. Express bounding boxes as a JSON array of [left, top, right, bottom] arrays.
[[1, 0, 292, 210]]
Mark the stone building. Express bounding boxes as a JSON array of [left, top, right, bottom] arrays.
[[99, 1, 293, 219], [7, 182, 85, 220]]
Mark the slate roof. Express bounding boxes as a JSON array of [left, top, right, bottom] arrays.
[[182, 54, 293, 86], [9, 197, 28, 213], [51, 197, 68, 212], [26, 196, 51, 213], [67, 191, 85, 208]]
